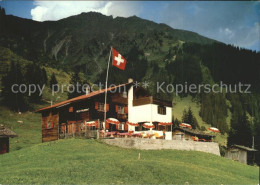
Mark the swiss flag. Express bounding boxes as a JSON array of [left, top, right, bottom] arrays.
[[112, 48, 127, 70]]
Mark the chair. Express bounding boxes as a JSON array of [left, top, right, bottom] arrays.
[[155, 133, 164, 139], [192, 136, 199, 141]]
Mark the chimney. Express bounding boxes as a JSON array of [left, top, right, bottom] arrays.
[[128, 78, 133, 83], [85, 86, 90, 95]]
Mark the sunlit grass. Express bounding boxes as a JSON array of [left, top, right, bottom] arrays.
[[0, 139, 258, 184]]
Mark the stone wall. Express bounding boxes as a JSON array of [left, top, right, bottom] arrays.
[[103, 138, 220, 156]]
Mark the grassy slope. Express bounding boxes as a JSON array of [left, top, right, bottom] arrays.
[[0, 107, 41, 151], [0, 139, 258, 184], [173, 95, 205, 127]]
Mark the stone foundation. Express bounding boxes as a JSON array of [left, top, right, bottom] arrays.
[[103, 138, 220, 156]]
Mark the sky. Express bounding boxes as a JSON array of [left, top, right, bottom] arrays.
[[1, 1, 259, 51]]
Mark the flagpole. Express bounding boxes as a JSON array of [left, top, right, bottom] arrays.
[[104, 46, 112, 133]]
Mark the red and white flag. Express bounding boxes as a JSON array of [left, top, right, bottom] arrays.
[[112, 48, 127, 70]]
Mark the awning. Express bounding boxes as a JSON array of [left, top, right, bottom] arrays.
[[127, 121, 139, 127], [159, 122, 173, 126], [106, 118, 120, 125], [85, 121, 98, 127], [142, 122, 155, 129], [179, 123, 192, 129], [208, 127, 220, 133]]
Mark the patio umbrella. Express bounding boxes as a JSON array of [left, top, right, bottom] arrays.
[[158, 122, 173, 126], [85, 121, 98, 127], [126, 121, 139, 127], [179, 123, 192, 129], [106, 118, 120, 124], [208, 127, 220, 142], [208, 127, 220, 133], [142, 122, 155, 129]]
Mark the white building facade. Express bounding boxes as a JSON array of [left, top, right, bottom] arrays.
[[127, 79, 173, 140]]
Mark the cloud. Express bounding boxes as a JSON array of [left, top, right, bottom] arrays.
[[31, 1, 142, 22], [219, 28, 234, 40], [158, 1, 260, 51]]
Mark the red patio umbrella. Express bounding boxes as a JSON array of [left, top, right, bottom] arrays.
[[158, 122, 173, 126], [126, 121, 139, 127], [179, 123, 192, 129], [142, 122, 155, 129], [106, 118, 120, 125], [208, 127, 220, 133], [85, 121, 98, 127]]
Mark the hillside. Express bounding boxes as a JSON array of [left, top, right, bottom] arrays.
[[0, 107, 41, 151], [0, 139, 258, 184], [0, 11, 215, 81], [0, 46, 83, 108]]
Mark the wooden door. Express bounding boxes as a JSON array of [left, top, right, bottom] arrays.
[[0, 138, 8, 154]]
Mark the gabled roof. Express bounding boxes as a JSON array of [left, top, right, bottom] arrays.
[[35, 82, 132, 113], [173, 127, 215, 137], [0, 125, 18, 138], [230, 145, 258, 152]]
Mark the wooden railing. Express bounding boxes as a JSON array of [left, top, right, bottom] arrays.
[[133, 96, 172, 107]]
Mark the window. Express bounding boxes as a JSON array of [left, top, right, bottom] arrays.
[[96, 102, 109, 112], [116, 105, 126, 114], [118, 106, 125, 114], [158, 106, 166, 115], [98, 103, 105, 112], [118, 123, 124, 130], [158, 125, 170, 131], [46, 121, 53, 129], [135, 124, 141, 131]]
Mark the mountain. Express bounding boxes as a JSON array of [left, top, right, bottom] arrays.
[[1, 11, 259, 88], [0, 12, 216, 81], [1, 10, 260, 154]]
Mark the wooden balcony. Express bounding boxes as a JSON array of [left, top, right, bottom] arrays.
[[133, 96, 172, 107], [111, 95, 127, 104]]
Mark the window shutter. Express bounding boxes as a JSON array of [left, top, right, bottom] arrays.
[[51, 122, 54, 128], [95, 102, 98, 110], [45, 122, 48, 129], [124, 106, 128, 114], [124, 123, 128, 131], [115, 105, 118, 112], [74, 124, 77, 133], [116, 124, 119, 130], [106, 104, 109, 112], [105, 121, 109, 129]]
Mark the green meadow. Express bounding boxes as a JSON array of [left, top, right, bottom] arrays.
[[0, 139, 258, 184], [0, 107, 42, 151]]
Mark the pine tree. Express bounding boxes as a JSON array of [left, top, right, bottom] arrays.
[[24, 64, 44, 103], [49, 73, 58, 92], [68, 71, 83, 99], [182, 109, 188, 123], [228, 111, 253, 147], [182, 107, 198, 129], [200, 92, 228, 133], [0, 6, 6, 16], [42, 68, 48, 84], [254, 119, 260, 164], [174, 118, 181, 125], [1, 61, 28, 111]]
